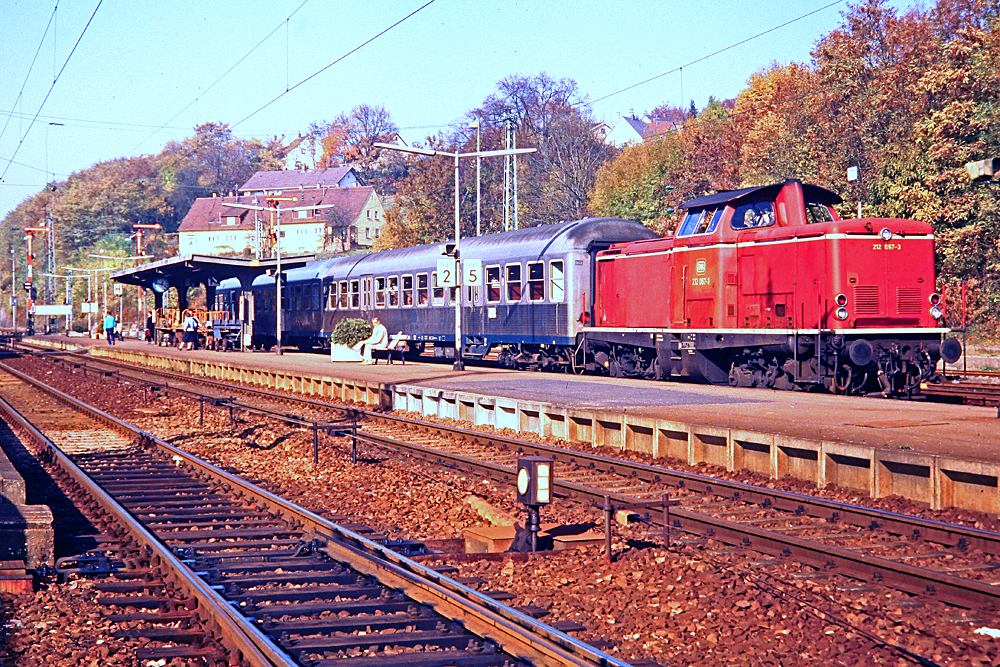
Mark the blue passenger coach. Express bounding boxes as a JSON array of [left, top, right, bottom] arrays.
[[217, 218, 656, 367]]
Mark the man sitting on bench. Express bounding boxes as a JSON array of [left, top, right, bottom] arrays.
[[354, 317, 388, 365]]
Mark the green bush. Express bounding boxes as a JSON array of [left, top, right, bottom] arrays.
[[332, 318, 372, 348]]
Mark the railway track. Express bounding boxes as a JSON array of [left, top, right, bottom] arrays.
[[15, 345, 1000, 616], [0, 361, 629, 667]]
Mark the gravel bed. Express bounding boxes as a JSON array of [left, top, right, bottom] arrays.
[[3, 355, 1000, 666]]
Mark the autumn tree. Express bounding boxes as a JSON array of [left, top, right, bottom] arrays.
[[590, 133, 685, 232], [311, 104, 405, 193]]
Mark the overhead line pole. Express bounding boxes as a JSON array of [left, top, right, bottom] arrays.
[[374, 142, 537, 370]]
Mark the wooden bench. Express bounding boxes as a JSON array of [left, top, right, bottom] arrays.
[[373, 334, 409, 365]]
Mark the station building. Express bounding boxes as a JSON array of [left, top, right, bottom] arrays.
[[178, 166, 387, 256]]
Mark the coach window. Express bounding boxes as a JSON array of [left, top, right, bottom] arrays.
[[311, 283, 321, 311], [549, 260, 565, 302], [375, 277, 387, 308], [339, 281, 349, 308], [506, 264, 522, 301], [324, 282, 335, 310], [432, 272, 446, 306], [282, 287, 291, 311], [486, 266, 502, 303], [388, 276, 399, 307], [350, 280, 360, 308], [731, 200, 775, 230], [527, 262, 544, 301], [417, 273, 429, 306], [466, 285, 480, 305], [402, 275, 414, 306]]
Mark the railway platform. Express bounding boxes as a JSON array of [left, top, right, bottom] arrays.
[[22, 334, 1000, 515]]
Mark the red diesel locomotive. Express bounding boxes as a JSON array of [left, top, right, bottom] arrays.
[[587, 179, 962, 395]]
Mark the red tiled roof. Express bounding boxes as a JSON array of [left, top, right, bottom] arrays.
[[179, 187, 376, 232], [238, 166, 361, 192]]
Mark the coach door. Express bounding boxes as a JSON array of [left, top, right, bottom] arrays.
[[361, 275, 373, 318]]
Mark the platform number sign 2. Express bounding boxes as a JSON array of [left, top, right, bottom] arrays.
[[437, 258, 458, 287]]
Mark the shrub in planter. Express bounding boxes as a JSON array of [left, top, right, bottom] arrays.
[[332, 318, 372, 348]]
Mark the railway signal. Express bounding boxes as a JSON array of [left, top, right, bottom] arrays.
[[516, 456, 554, 551]]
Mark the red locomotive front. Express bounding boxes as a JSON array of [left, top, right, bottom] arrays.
[[589, 179, 961, 395]]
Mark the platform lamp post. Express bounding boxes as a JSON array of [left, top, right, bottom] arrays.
[[132, 223, 161, 328], [222, 196, 341, 356], [23, 226, 49, 335], [374, 141, 536, 370]]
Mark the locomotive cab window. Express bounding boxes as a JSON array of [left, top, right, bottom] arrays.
[[805, 202, 836, 224], [549, 260, 564, 303], [417, 273, 429, 306], [696, 208, 723, 235], [486, 266, 502, 303], [527, 262, 544, 301], [506, 264, 522, 301], [401, 275, 413, 306], [388, 276, 399, 307], [730, 200, 776, 230]]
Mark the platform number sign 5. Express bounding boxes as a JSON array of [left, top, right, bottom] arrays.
[[437, 258, 458, 287], [463, 258, 482, 287]]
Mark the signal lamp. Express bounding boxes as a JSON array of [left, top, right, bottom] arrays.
[[516, 457, 553, 506], [930, 305, 943, 320], [835, 307, 850, 321], [880, 228, 893, 241], [929, 293, 942, 306], [835, 293, 848, 307]]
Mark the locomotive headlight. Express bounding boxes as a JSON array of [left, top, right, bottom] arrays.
[[930, 305, 943, 319], [880, 227, 893, 241], [836, 306, 850, 321], [835, 293, 848, 307], [929, 292, 942, 306]]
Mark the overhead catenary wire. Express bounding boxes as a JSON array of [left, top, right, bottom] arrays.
[[590, 0, 846, 106], [0, 0, 103, 184], [127, 0, 313, 156], [232, 0, 438, 129], [0, 2, 59, 150]]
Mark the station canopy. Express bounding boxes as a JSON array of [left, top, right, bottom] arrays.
[[111, 253, 316, 295]]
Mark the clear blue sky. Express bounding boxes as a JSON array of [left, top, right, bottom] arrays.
[[0, 0, 914, 221]]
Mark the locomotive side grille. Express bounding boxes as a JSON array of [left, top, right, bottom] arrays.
[[896, 287, 922, 314], [854, 286, 880, 314]]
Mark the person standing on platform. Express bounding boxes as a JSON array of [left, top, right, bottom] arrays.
[[182, 310, 200, 350], [145, 315, 155, 343], [103, 310, 117, 345], [354, 317, 388, 364]]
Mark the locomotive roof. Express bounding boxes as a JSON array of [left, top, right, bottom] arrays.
[[680, 180, 843, 210], [247, 217, 655, 286]]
